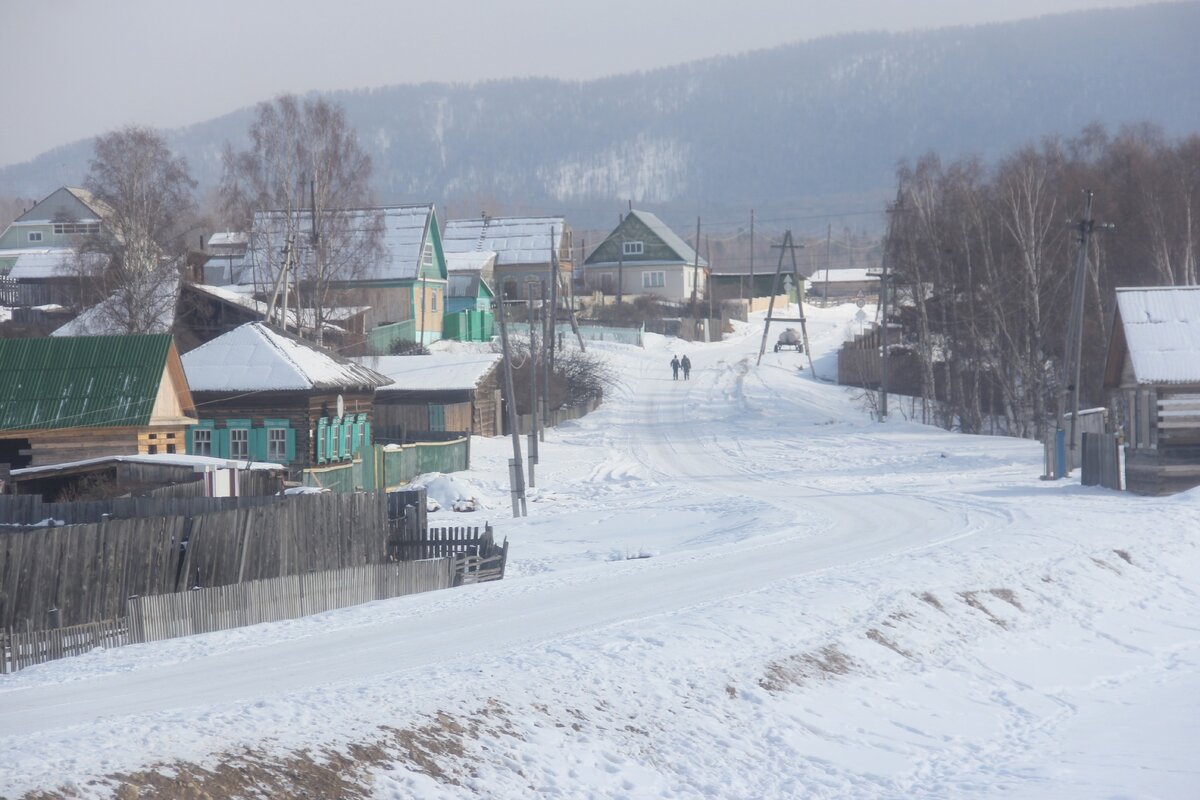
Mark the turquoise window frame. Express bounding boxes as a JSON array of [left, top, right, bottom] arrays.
[[186, 419, 216, 456]]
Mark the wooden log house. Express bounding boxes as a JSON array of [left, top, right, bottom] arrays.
[[181, 322, 392, 474], [354, 353, 504, 439], [1104, 286, 1200, 495]]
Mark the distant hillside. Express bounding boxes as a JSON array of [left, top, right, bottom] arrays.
[[3, 3, 1198, 230]]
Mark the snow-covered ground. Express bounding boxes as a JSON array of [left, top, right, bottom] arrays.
[[2, 304, 1199, 799]]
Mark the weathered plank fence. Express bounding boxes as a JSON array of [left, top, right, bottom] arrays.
[[0, 492, 398, 631], [0, 493, 283, 525], [128, 559, 455, 643], [1, 559, 455, 672]]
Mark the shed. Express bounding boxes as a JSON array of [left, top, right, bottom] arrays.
[[1103, 286, 1200, 494], [354, 353, 503, 439], [0, 334, 196, 468]]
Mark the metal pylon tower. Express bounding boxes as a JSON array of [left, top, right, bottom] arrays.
[[756, 230, 814, 372]]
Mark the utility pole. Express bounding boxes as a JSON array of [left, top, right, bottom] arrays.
[[495, 292, 527, 516], [690, 216, 702, 318], [824, 223, 832, 305], [527, 279, 540, 486], [616, 233, 625, 305], [541, 280, 550, 437], [1054, 189, 1113, 478], [706, 236, 714, 324], [547, 227, 559, 402], [879, 192, 907, 421], [756, 230, 813, 372], [309, 178, 321, 345], [749, 209, 755, 304]]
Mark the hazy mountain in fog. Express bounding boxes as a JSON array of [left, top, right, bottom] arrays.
[[3, 3, 1197, 230]]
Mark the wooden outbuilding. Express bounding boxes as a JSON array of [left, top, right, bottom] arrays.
[[354, 353, 504, 439], [0, 334, 196, 469], [1104, 286, 1200, 495]]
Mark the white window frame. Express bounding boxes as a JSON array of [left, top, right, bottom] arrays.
[[229, 428, 249, 460], [193, 428, 212, 456], [28, 231, 43, 242], [267, 427, 287, 461], [642, 270, 665, 289], [422, 242, 434, 267], [623, 241, 644, 256]]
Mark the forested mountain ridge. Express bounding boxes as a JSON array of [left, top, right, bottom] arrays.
[[3, 3, 1197, 229]]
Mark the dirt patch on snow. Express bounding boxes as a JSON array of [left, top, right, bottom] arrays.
[[20, 703, 519, 800], [759, 645, 856, 693]]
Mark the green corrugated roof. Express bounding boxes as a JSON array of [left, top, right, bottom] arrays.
[[0, 334, 172, 432]]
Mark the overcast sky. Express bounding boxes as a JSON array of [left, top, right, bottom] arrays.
[[0, 0, 1170, 168]]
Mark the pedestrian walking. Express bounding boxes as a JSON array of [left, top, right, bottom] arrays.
[[670, 355, 681, 380], [681, 354, 691, 380]]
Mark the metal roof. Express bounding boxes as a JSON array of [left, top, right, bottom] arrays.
[[0, 334, 174, 431], [445, 250, 496, 273], [249, 204, 434, 284], [354, 353, 502, 392], [1113, 286, 1200, 385], [9, 250, 79, 279], [182, 322, 392, 393], [442, 217, 564, 266]]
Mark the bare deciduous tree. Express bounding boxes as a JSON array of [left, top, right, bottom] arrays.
[[220, 95, 382, 342], [76, 126, 196, 334]]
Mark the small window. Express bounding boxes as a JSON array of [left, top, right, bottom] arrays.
[[623, 241, 644, 256], [642, 271, 665, 289], [193, 428, 212, 456], [28, 231, 42, 242], [166, 444, 177, 454], [229, 428, 249, 460], [431, 290, 438, 311], [268, 428, 287, 461], [147, 445, 158, 455], [343, 423, 352, 459], [423, 243, 434, 267]]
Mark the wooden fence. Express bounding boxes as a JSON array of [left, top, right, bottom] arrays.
[[1, 559, 455, 672], [1, 619, 128, 674], [1081, 432, 1122, 490], [0, 492, 283, 526], [127, 559, 455, 643], [0, 492, 396, 630]]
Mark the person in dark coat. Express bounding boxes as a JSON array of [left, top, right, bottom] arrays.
[[670, 355, 681, 380], [681, 354, 692, 380]]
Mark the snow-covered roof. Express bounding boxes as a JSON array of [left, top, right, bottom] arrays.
[[207, 231, 248, 249], [249, 204, 434, 284], [445, 250, 497, 273], [185, 282, 355, 334], [183, 322, 392, 392], [52, 275, 179, 337], [9, 249, 77, 279], [808, 269, 879, 284], [442, 217, 564, 266], [11, 452, 285, 477], [353, 353, 502, 392], [1114, 286, 1200, 385]]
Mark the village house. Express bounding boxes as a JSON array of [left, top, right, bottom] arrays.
[[582, 209, 708, 303], [0, 187, 113, 307], [354, 353, 504, 440], [442, 216, 572, 301], [180, 322, 392, 474], [1104, 286, 1200, 495], [250, 204, 449, 350], [0, 334, 196, 469]]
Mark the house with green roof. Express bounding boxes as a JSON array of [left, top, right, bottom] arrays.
[[0, 334, 196, 468], [582, 209, 708, 303]]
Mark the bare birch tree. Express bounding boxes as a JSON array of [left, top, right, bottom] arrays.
[[76, 126, 196, 334], [220, 95, 382, 342]]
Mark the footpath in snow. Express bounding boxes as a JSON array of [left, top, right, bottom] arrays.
[[1, 304, 1198, 799]]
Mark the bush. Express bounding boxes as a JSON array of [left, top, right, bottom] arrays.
[[389, 338, 430, 356]]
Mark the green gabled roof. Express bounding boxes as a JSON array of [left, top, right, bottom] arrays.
[[0, 334, 173, 432]]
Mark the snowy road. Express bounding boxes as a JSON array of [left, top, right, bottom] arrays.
[[3, 305, 1199, 799]]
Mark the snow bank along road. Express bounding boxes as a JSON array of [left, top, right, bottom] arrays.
[[2, 304, 1199, 799]]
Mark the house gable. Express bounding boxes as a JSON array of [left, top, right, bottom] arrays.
[[585, 210, 705, 269]]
